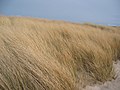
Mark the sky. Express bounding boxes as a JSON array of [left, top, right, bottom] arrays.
[[0, 0, 120, 26]]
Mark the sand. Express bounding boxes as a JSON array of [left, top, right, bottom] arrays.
[[84, 60, 120, 90]]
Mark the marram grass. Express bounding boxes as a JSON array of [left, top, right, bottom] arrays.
[[0, 16, 120, 90]]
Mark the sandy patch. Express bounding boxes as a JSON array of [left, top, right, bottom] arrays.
[[83, 60, 120, 90]]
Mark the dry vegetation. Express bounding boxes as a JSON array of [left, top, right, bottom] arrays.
[[0, 16, 120, 90]]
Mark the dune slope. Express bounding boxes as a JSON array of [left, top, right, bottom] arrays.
[[0, 16, 120, 90]]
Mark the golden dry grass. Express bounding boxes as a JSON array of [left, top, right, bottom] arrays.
[[0, 16, 120, 90]]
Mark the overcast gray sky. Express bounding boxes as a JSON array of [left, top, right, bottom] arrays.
[[0, 0, 120, 26]]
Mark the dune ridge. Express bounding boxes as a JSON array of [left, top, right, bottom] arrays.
[[0, 16, 120, 90]]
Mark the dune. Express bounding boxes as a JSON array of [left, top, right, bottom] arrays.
[[0, 16, 120, 90]]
